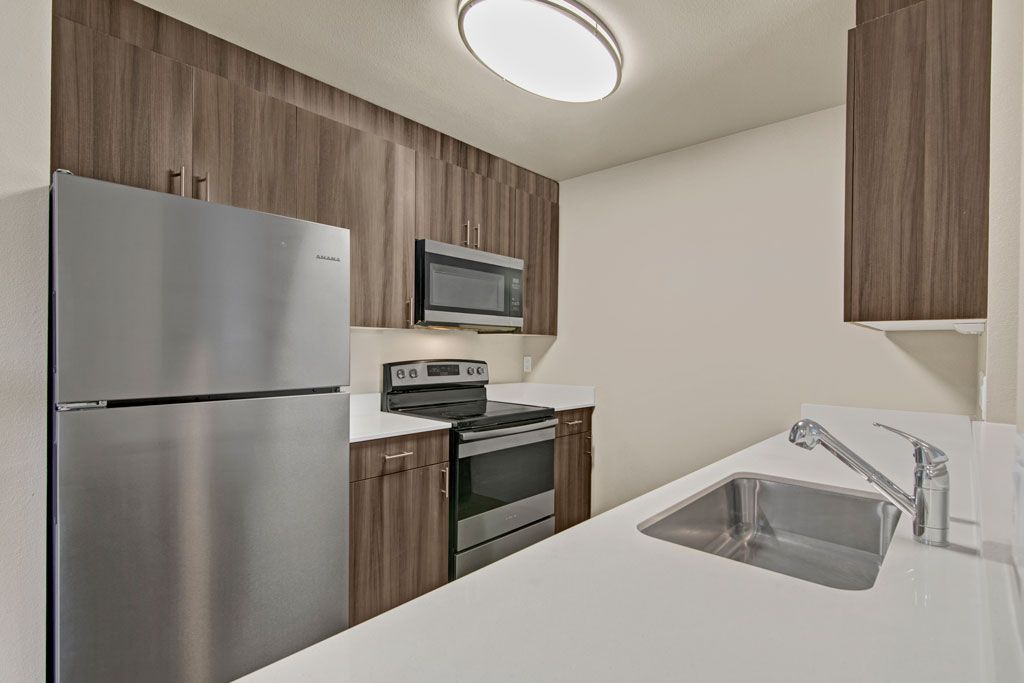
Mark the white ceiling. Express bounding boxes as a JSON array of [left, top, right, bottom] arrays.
[[140, 0, 853, 180]]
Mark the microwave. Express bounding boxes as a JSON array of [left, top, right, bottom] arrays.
[[413, 239, 524, 332]]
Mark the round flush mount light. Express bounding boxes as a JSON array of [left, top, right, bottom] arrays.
[[457, 0, 622, 103]]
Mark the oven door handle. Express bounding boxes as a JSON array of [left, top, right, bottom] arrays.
[[459, 418, 560, 442], [458, 424, 557, 459]]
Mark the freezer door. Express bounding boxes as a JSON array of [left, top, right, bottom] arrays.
[[52, 174, 349, 403], [53, 393, 349, 683]]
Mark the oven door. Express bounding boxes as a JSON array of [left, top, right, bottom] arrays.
[[454, 419, 557, 552], [415, 239, 523, 330]]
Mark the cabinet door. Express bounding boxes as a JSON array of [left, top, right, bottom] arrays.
[[350, 462, 449, 625], [475, 177, 517, 257], [415, 155, 475, 248], [192, 71, 301, 216], [846, 0, 990, 321], [555, 432, 592, 532], [515, 190, 559, 335], [298, 111, 415, 328], [52, 17, 193, 195]]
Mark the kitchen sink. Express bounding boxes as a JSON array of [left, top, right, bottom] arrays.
[[638, 475, 901, 590]]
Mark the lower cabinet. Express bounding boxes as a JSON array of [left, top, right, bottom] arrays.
[[554, 409, 594, 532], [349, 431, 449, 625]]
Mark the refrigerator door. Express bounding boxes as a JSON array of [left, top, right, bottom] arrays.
[[54, 393, 349, 683], [52, 174, 350, 404]]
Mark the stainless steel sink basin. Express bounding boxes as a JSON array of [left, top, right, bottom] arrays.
[[638, 475, 901, 590]]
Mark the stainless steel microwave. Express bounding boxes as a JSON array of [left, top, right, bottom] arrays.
[[413, 239, 524, 332]]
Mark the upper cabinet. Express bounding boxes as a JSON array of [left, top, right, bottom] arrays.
[[192, 72, 304, 217], [845, 0, 991, 324], [52, 18, 193, 196], [515, 191, 559, 335], [415, 156, 516, 257], [298, 111, 416, 329], [51, 0, 559, 335]]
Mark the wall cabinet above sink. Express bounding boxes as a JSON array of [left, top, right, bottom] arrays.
[[844, 0, 991, 326]]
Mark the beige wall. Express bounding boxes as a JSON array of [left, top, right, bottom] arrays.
[[987, 0, 1024, 425], [0, 0, 51, 679], [526, 106, 980, 513], [350, 329, 526, 393]]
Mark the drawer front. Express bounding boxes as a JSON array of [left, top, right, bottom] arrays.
[[351, 430, 449, 482], [555, 408, 593, 437]]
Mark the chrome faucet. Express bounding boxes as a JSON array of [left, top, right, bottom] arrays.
[[788, 419, 949, 547]]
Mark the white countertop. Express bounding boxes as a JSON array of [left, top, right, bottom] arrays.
[[348, 393, 447, 443], [349, 384, 595, 442], [270, 403, 1021, 681]]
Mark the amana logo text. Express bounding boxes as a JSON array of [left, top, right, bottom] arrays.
[[316, 254, 341, 262]]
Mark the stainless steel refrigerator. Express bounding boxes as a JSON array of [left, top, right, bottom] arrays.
[[49, 173, 351, 682]]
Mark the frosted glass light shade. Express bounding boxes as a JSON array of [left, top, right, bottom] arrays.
[[458, 0, 622, 103]]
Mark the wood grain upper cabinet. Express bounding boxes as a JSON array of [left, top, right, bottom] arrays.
[[298, 111, 416, 328], [349, 460, 449, 626], [845, 0, 991, 322], [515, 190, 559, 335], [51, 17, 193, 195], [415, 155, 516, 256], [192, 71, 303, 217]]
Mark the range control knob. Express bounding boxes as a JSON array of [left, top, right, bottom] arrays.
[[396, 369, 405, 379], [477, 366, 486, 375], [409, 369, 418, 379], [467, 367, 475, 375]]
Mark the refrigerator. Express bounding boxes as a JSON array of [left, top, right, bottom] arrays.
[[49, 173, 351, 682]]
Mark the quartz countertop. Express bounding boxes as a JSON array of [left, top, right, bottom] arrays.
[[246, 403, 1021, 682], [349, 383, 595, 442]]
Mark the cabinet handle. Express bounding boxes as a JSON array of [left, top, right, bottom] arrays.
[[441, 467, 449, 499], [194, 174, 211, 201], [383, 451, 414, 460], [474, 223, 481, 249], [563, 420, 583, 426], [169, 166, 186, 197], [407, 298, 415, 328], [462, 221, 472, 246]]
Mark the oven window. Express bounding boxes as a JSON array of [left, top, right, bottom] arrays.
[[429, 262, 505, 313], [458, 440, 554, 521]]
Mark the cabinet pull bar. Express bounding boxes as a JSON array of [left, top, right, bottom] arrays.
[[563, 420, 584, 426], [169, 166, 186, 196], [195, 174, 211, 201], [463, 221, 471, 246], [474, 223, 481, 249], [383, 451, 414, 460], [441, 467, 449, 498]]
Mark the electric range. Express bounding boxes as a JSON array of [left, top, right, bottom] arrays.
[[382, 360, 557, 579]]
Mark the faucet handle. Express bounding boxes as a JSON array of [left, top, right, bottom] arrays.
[[873, 423, 949, 466]]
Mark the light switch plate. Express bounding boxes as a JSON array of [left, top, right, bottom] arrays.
[[523, 356, 532, 373]]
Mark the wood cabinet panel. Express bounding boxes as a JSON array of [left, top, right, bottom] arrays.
[[555, 408, 593, 438], [350, 462, 449, 625], [845, 0, 989, 322], [52, 17, 193, 194], [350, 430, 449, 482], [299, 111, 416, 328], [192, 71, 300, 216], [476, 177, 517, 257], [555, 432, 592, 533], [856, 0, 924, 24], [515, 191, 559, 335], [415, 154, 474, 248]]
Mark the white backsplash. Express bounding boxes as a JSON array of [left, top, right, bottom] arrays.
[[349, 328, 530, 393]]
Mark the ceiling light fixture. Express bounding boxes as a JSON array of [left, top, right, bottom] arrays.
[[457, 0, 622, 103]]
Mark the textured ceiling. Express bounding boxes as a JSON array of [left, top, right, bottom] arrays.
[[139, 0, 853, 180]]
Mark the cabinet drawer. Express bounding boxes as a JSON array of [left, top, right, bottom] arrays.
[[555, 408, 593, 437], [351, 430, 449, 482]]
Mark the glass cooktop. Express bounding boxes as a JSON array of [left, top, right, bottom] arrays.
[[397, 400, 553, 431]]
